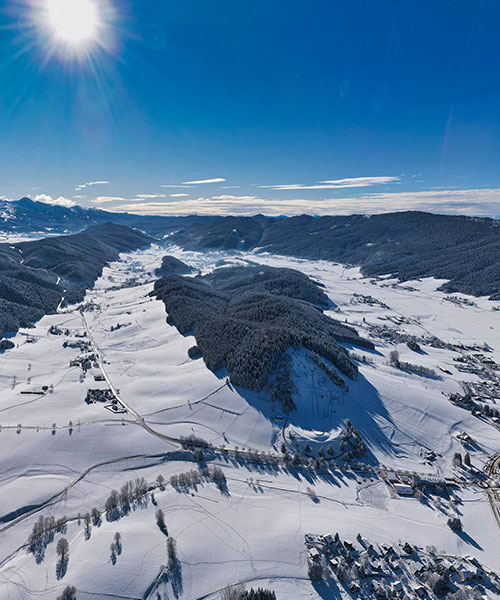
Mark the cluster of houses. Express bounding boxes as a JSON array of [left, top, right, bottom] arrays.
[[376, 281, 418, 293], [85, 388, 115, 404], [385, 471, 414, 497], [84, 387, 126, 414], [455, 352, 500, 377], [78, 300, 101, 313], [48, 325, 70, 336], [421, 448, 437, 465], [460, 369, 500, 405], [456, 431, 473, 447], [306, 532, 497, 598], [69, 352, 97, 373], [446, 353, 500, 427], [443, 295, 477, 308], [63, 338, 92, 352], [350, 293, 391, 310], [107, 277, 142, 292], [365, 324, 452, 353]]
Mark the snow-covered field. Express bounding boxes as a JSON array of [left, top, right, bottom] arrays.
[[1, 244, 500, 599]]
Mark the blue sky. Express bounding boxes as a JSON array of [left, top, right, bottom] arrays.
[[1, 0, 500, 216]]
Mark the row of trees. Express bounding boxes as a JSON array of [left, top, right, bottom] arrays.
[[221, 584, 276, 600], [28, 515, 59, 563], [309, 351, 346, 388], [170, 466, 227, 494], [104, 477, 150, 521], [389, 350, 437, 378]]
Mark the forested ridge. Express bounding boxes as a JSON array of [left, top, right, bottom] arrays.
[[169, 212, 500, 297], [154, 264, 373, 391], [155, 255, 194, 277], [0, 223, 151, 337], [4, 199, 500, 296]]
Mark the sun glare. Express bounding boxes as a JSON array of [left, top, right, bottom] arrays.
[[46, 0, 98, 45]]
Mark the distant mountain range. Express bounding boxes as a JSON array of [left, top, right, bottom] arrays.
[[0, 197, 198, 236], [2, 198, 500, 297]]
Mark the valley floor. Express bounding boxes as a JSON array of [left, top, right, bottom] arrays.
[[1, 244, 500, 599]]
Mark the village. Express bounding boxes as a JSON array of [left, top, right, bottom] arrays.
[[306, 532, 499, 598]]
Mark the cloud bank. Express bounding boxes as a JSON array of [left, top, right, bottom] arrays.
[[101, 188, 500, 218], [34, 194, 76, 208]]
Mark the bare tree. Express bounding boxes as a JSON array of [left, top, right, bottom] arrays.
[[91, 507, 101, 527], [156, 509, 168, 536], [56, 585, 77, 600], [167, 537, 177, 569], [114, 532, 122, 555], [56, 538, 69, 579], [220, 584, 245, 600], [110, 543, 117, 565], [83, 513, 91, 540], [389, 350, 400, 366]]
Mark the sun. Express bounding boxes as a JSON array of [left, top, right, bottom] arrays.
[[45, 0, 98, 45]]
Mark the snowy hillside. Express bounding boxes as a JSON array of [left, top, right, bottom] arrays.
[[1, 244, 500, 600]]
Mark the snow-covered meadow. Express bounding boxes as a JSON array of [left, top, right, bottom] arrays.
[[1, 244, 500, 599]]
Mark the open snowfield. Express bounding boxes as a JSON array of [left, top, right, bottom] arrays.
[[1, 243, 500, 599]]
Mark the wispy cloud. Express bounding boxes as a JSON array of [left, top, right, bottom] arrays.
[[93, 196, 127, 204], [34, 194, 76, 208], [211, 195, 261, 202], [92, 193, 166, 204], [259, 176, 400, 191], [75, 181, 110, 191], [169, 193, 190, 197], [159, 184, 193, 189], [99, 187, 500, 218], [181, 177, 226, 185]]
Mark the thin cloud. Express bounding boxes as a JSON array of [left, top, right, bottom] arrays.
[[159, 184, 193, 189], [211, 195, 261, 202], [259, 176, 400, 191], [34, 194, 76, 208], [181, 177, 226, 185], [92, 194, 166, 204], [92, 196, 127, 204], [75, 181, 110, 191], [169, 193, 190, 197]]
